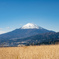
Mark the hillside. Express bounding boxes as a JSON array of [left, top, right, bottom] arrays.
[[0, 45, 59, 59], [0, 32, 59, 47]]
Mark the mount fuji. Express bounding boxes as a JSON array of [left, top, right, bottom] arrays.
[[0, 23, 54, 40], [0, 23, 55, 46]]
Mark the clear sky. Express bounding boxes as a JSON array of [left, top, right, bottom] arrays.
[[0, 0, 59, 34]]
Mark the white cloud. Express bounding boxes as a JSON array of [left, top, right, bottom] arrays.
[[0, 31, 6, 34], [6, 27, 10, 29]]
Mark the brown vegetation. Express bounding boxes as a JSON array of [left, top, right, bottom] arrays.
[[0, 45, 59, 59]]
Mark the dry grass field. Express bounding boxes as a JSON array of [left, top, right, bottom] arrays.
[[0, 45, 59, 59]]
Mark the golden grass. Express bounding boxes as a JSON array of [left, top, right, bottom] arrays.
[[0, 45, 59, 59]]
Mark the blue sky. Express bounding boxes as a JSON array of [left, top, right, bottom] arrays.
[[0, 0, 59, 34]]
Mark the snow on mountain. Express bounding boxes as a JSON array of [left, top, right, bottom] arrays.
[[21, 23, 43, 29]]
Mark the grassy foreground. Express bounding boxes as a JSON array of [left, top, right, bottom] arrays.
[[0, 45, 59, 59]]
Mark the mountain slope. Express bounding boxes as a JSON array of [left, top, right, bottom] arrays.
[[23, 32, 59, 45]]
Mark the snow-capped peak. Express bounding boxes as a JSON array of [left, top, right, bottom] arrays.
[[21, 23, 43, 29]]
